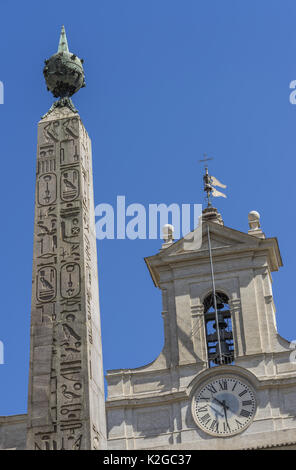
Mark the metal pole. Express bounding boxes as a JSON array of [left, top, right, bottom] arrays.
[[207, 224, 223, 365], [203, 166, 213, 208]]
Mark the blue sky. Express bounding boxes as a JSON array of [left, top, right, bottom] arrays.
[[0, 0, 296, 415]]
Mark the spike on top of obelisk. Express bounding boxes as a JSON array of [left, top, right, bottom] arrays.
[[58, 25, 69, 53]]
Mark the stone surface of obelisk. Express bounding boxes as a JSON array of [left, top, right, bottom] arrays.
[[26, 27, 106, 450]]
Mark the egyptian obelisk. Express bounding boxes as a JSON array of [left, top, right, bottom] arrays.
[[26, 26, 107, 450]]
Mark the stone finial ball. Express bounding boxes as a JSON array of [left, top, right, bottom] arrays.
[[162, 224, 174, 241], [248, 210, 260, 222], [43, 51, 85, 98]]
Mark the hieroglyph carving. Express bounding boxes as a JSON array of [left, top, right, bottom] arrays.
[[27, 112, 106, 450], [38, 173, 57, 206]]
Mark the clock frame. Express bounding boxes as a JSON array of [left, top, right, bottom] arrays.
[[191, 374, 257, 437]]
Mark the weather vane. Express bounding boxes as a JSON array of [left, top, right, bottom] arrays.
[[199, 154, 227, 207]]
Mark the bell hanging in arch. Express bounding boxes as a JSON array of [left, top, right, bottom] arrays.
[[213, 340, 234, 365]]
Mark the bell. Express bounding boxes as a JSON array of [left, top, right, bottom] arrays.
[[213, 312, 227, 330], [215, 295, 224, 310], [219, 340, 231, 356], [213, 340, 234, 365]]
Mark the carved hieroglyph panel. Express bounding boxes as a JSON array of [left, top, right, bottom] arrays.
[[62, 117, 79, 140], [60, 202, 80, 234], [61, 169, 79, 202], [38, 173, 57, 206], [43, 121, 60, 143], [60, 140, 79, 165], [34, 432, 83, 450], [36, 217, 57, 260], [36, 266, 57, 302], [60, 263, 81, 299], [38, 144, 56, 174], [39, 144, 55, 159]]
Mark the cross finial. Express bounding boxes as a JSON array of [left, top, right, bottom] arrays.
[[199, 153, 213, 169]]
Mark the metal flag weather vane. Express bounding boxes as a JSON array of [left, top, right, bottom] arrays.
[[199, 154, 227, 207]]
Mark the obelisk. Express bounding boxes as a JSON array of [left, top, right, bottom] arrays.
[[26, 26, 107, 450]]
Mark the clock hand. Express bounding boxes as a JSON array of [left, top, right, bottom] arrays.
[[222, 400, 230, 430], [213, 397, 229, 410], [222, 398, 233, 414], [209, 405, 224, 418]]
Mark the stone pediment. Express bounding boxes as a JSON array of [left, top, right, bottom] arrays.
[[162, 222, 259, 256], [144, 221, 282, 287]]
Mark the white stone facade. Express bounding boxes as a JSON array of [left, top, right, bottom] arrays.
[[106, 220, 296, 450]]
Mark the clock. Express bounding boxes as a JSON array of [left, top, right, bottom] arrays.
[[192, 375, 257, 437]]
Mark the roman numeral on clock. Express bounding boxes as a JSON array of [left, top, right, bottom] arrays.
[[219, 380, 227, 390], [209, 420, 219, 432], [240, 409, 251, 418], [206, 384, 217, 394], [197, 406, 208, 413], [242, 400, 253, 406], [223, 422, 231, 432], [199, 395, 210, 401], [238, 389, 247, 397], [200, 413, 211, 424]]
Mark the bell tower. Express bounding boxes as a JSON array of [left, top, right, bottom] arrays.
[[106, 168, 296, 450], [143, 208, 283, 372]]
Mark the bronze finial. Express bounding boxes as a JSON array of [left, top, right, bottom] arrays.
[[42, 26, 86, 117]]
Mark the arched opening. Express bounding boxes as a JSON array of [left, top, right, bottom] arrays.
[[203, 292, 234, 368]]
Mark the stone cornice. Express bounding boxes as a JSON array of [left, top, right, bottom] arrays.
[[145, 230, 282, 288], [106, 389, 188, 409], [106, 373, 296, 409], [0, 414, 27, 425]]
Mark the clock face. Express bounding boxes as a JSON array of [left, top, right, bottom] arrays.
[[192, 375, 256, 437]]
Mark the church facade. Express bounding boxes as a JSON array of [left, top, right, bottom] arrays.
[[106, 209, 296, 450], [1, 28, 296, 451]]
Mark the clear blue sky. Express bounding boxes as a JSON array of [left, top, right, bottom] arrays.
[[0, 0, 296, 415]]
